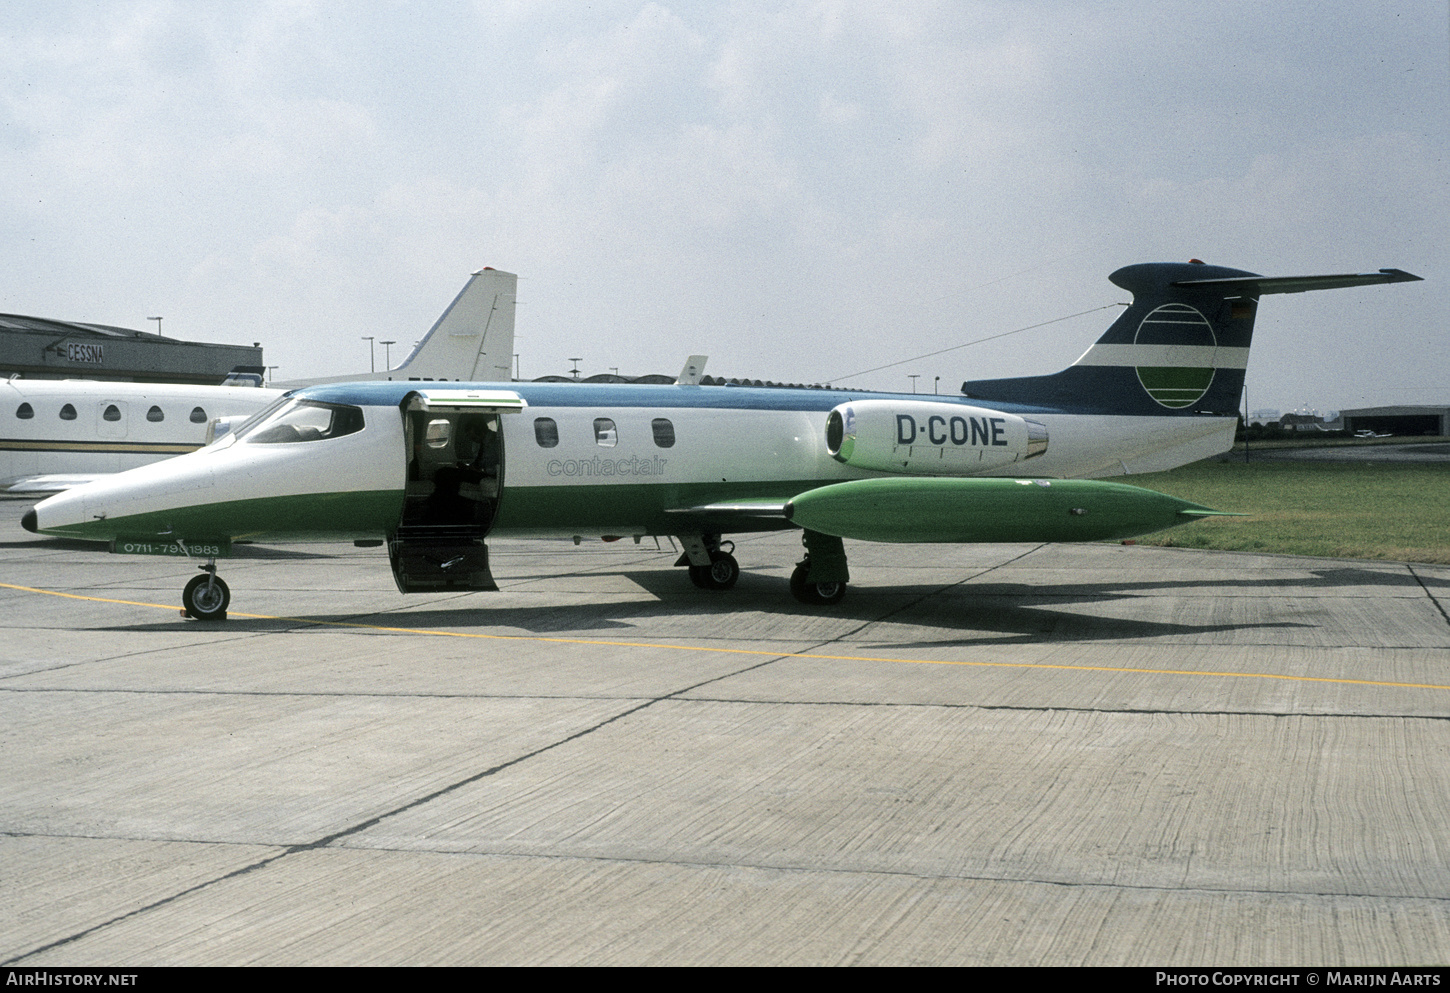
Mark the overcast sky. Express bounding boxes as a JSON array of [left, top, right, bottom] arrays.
[[2, 1, 1445, 412]]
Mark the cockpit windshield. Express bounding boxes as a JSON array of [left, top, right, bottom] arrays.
[[237, 399, 365, 444]]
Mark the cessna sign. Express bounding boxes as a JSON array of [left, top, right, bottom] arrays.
[[65, 343, 104, 364]]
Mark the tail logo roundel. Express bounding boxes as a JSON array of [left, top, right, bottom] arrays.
[[1134, 303, 1215, 409]]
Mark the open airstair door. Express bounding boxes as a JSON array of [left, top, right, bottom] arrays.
[[389, 389, 527, 594]]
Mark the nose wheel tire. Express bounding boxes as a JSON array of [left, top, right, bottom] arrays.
[[790, 563, 846, 605], [689, 551, 739, 590], [183, 574, 230, 621]]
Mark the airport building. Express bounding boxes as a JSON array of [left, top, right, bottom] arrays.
[[1339, 405, 1450, 437], [0, 314, 263, 386]]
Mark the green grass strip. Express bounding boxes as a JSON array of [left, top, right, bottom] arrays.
[[1130, 458, 1450, 564]]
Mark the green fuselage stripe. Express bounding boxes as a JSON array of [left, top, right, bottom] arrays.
[[48, 489, 407, 543], [46, 480, 819, 543]]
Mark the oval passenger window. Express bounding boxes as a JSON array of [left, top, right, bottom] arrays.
[[147, 406, 164, 422], [16, 403, 33, 419], [534, 417, 559, 448], [190, 407, 208, 423], [103, 404, 121, 421], [59, 404, 77, 421]]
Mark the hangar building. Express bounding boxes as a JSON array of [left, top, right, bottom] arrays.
[[0, 314, 263, 386], [1340, 405, 1450, 437]]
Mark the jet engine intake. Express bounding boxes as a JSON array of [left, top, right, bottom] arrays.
[[825, 400, 1047, 475]]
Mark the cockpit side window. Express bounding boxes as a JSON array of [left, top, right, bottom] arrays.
[[228, 395, 293, 440], [241, 400, 366, 444]]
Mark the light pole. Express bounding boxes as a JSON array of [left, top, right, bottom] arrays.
[[934, 376, 940, 394], [147, 317, 163, 337], [361, 336, 375, 372], [569, 358, 582, 380], [380, 340, 396, 370], [908, 374, 920, 394], [514, 353, 520, 381]]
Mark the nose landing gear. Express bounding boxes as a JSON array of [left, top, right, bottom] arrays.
[[182, 561, 230, 621]]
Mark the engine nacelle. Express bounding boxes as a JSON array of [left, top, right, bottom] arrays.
[[825, 400, 1047, 475]]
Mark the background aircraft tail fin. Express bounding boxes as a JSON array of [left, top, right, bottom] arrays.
[[676, 355, 708, 385], [960, 262, 1420, 415], [220, 366, 266, 388]]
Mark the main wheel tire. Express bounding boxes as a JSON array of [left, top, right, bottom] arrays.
[[704, 551, 739, 590], [689, 551, 739, 590], [183, 574, 230, 621], [789, 563, 847, 605]]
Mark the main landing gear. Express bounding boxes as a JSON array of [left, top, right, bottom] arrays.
[[789, 529, 849, 605], [676, 530, 850, 605], [789, 563, 846, 605], [181, 560, 230, 621], [677, 535, 740, 590]]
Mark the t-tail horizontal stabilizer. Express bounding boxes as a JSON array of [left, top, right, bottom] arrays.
[[960, 262, 1422, 416]]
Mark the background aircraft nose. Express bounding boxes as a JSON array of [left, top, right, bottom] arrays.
[[22, 509, 37, 533]]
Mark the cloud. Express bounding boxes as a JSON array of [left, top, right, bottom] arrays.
[[0, 1, 1443, 402]]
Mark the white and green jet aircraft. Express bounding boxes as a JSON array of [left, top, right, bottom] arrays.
[[22, 261, 1421, 620]]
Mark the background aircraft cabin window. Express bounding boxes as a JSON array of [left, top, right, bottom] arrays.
[[59, 403, 77, 421], [189, 406, 208, 423], [245, 400, 365, 444], [593, 418, 618, 448], [651, 418, 675, 448], [103, 404, 122, 422], [534, 417, 559, 448], [16, 403, 33, 419], [425, 419, 452, 449], [147, 406, 164, 422]]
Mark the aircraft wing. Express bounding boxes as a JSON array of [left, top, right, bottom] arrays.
[[664, 499, 791, 530], [2, 474, 111, 496]]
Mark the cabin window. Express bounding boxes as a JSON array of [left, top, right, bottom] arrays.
[[242, 400, 366, 444], [103, 404, 122, 422], [59, 404, 77, 421], [651, 418, 675, 448], [147, 406, 164, 422], [189, 406, 208, 424], [593, 418, 618, 448], [534, 417, 559, 448], [16, 403, 33, 419], [425, 419, 452, 449]]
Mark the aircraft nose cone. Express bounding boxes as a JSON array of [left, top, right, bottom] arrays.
[[21, 509, 37, 533]]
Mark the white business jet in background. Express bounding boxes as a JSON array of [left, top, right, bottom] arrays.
[[1, 269, 517, 494]]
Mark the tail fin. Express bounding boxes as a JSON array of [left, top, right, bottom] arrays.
[[391, 268, 517, 382], [221, 366, 266, 388], [275, 269, 519, 388], [676, 355, 708, 385], [961, 262, 1420, 415]]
